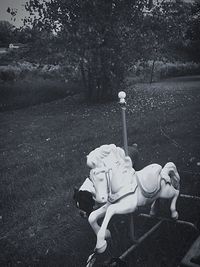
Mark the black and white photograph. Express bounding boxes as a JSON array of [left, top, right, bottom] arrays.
[[0, 0, 200, 266]]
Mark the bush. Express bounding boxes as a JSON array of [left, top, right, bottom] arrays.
[[0, 68, 16, 82], [0, 63, 37, 82], [159, 62, 200, 79], [0, 61, 79, 82], [127, 60, 200, 83]]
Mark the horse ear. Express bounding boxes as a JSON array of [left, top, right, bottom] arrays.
[[132, 143, 138, 148]]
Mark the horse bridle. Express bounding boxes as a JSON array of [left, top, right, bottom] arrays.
[[90, 167, 139, 204], [89, 167, 112, 194]]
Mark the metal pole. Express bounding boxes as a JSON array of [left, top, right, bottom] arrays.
[[138, 213, 200, 234], [109, 220, 163, 266], [118, 91, 128, 155], [120, 221, 163, 260], [180, 194, 200, 201], [118, 91, 135, 242]]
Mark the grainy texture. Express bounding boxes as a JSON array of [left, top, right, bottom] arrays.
[[0, 76, 200, 266]]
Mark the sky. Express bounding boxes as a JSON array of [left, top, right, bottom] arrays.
[[0, 0, 27, 28]]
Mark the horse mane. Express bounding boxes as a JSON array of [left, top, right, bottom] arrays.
[[87, 144, 133, 172]]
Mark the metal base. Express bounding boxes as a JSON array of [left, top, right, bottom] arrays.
[[104, 213, 199, 267], [181, 236, 200, 267]]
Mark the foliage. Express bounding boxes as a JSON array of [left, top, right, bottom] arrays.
[[0, 21, 15, 47], [118, 0, 197, 75], [127, 60, 200, 83], [121, 0, 200, 83], [158, 61, 200, 79], [185, 0, 200, 62], [1, 59, 199, 111], [24, 0, 148, 102], [4, 0, 200, 101], [0, 61, 78, 82]]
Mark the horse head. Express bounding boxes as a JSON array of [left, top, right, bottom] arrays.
[[89, 167, 109, 203], [88, 144, 134, 203]]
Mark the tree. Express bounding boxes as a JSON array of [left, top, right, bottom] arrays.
[[185, 0, 200, 62], [130, 0, 194, 82], [25, 0, 146, 102], [0, 21, 15, 47]]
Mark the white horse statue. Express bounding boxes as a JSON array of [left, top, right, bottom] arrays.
[[87, 144, 180, 254], [74, 144, 139, 218]]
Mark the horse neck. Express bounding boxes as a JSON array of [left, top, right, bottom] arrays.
[[110, 166, 134, 194]]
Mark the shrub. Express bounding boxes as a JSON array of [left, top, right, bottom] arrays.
[[0, 68, 16, 82], [159, 62, 200, 79], [0, 63, 36, 82], [127, 61, 200, 83], [0, 61, 77, 82]]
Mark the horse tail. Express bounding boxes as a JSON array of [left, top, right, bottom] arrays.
[[161, 162, 180, 190]]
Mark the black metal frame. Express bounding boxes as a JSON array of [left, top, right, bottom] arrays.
[[103, 194, 200, 267]]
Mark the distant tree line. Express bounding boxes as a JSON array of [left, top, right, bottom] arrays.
[[3, 0, 200, 102]]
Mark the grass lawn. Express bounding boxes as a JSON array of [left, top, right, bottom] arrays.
[[0, 78, 81, 112], [0, 75, 200, 266]]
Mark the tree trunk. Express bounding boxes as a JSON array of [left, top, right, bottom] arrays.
[[148, 0, 153, 10], [81, 44, 124, 103], [150, 59, 155, 84]]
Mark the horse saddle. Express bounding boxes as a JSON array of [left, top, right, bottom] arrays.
[[136, 164, 163, 198]]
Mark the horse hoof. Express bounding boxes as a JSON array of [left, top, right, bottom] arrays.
[[172, 211, 178, 220], [105, 229, 111, 239], [86, 252, 96, 267], [96, 240, 107, 254]]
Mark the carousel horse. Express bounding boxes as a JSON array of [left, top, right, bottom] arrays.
[[87, 144, 180, 254], [74, 144, 139, 217]]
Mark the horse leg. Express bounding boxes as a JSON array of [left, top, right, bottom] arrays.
[[150, 198, 160, 216], [88, 203, 111, 238], [159, 179, 180, 220], [170, 189, 179, 219], [150, 200, 156, 216], [96, 194, 138, 253]]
